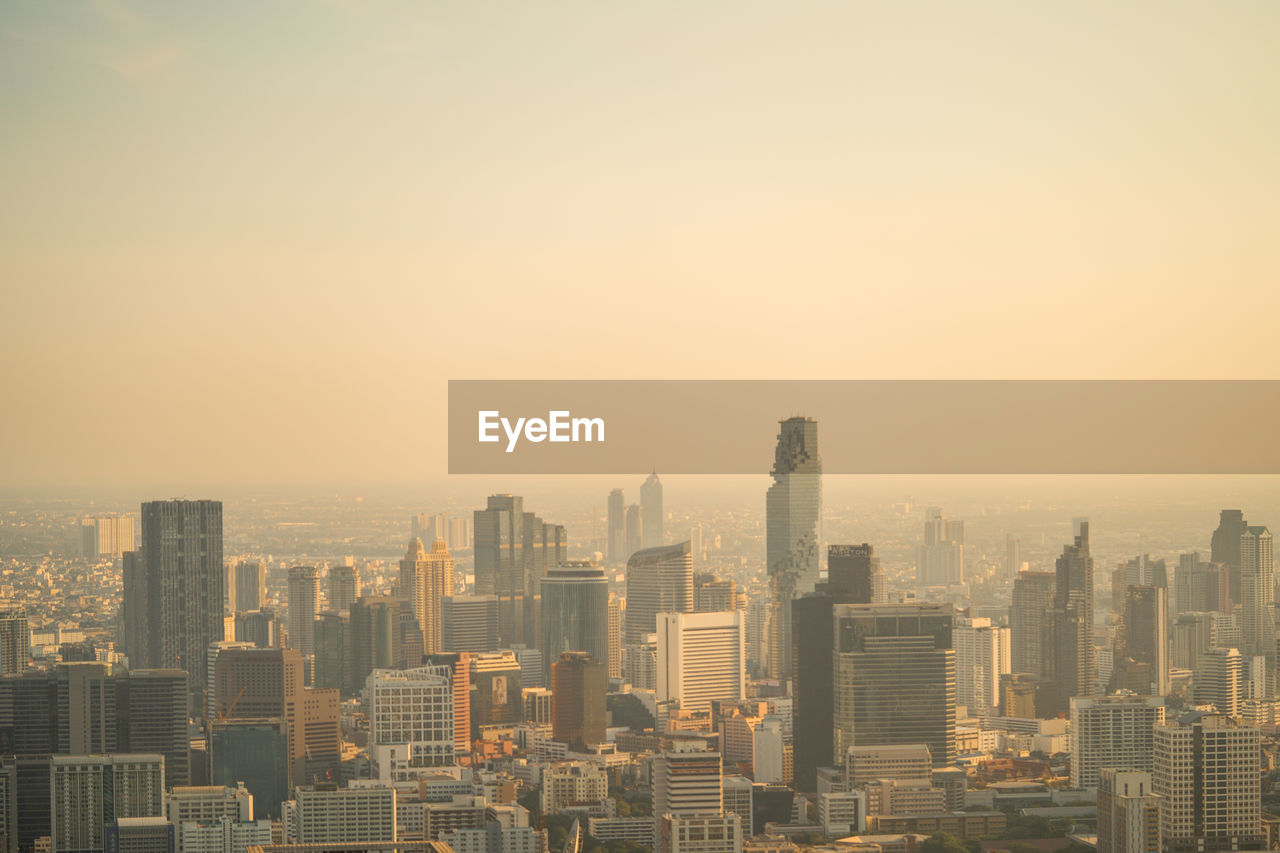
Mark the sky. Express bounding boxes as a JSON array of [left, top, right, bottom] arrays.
[[2, 1, 1279, 491]]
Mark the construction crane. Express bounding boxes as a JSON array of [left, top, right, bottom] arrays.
[[215, 686, 247, 722]]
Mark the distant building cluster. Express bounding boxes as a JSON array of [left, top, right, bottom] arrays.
[[0, 422, 1276, 853]]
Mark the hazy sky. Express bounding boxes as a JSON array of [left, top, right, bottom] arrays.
[[3, 1, 1279, 490]]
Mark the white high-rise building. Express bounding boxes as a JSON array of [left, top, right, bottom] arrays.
[[50, 754, 165, 853], [652, 743, 723, 853], [287, 785, 397, 844], [177, 819, 272, 853], [1194, 647, 1243, 717], [1153, 713, 1263, 852], [286, 566, 320, 662], [953, 616, 1010, 717], [366, 667, 455, 780], [541, 761, 609, 815], [81, 514, 137, 559], [656, 611, 746, 714], [1240, 527, 1274, 663], [1069, 695, 1166, 789]]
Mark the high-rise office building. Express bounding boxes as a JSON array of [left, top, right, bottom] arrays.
[[1069, 695, 1166, 789], [423, 652, 473, 754], [1194, 647, 1243, 717], [833, 603, 956, 766], [350, 596, 420, 687], [233, 609, 278, 649], [625, 505, 643, 562], [1211, 510, 1248, 609], [1096, 769, 1160, 853], [1239, 526, 1273, 663], [1174, 553, 1228, 616], [607, 489, 626, 565], [607, 593, 622, 679], [1112, 586, 1170, 697], [0, 607, 29, 675], [625, 541, 694, 644], [642, 472, 664, 549], [693, 576, 745, 613], [469, 651, 523, 739], [917, 508, 964, 586], [313, 611, 351, 694], [656, 611, 746, 714], [441, 595, 500, 655], [765, 417, 821, 682], [211, 646, 339, 787], [129, 500, 224, 698], [50, 754, 164, 853], [366, 667, 455, 780], [551, 651, 607, 751], [1010, 571, 1055, 679], [953, 616, 1010, 718], [651, 743, 723, 853], [1005, 534, 1022, 579], [1047, 519, 1095, 716], [118, 669, 191, 788], [327, 562, 360, 614], [540, 564, 609, 679], [400, 538, 455, 655], [286, 566, 320, 665], [827, 544, 881, 605], [289, 785, 397, 844], [231, 560, 266, 614], [1153, 713, 1262, 853], [81, 514, 137, 560], [473, 495, 565, 648], [791, 547, 881, 792]]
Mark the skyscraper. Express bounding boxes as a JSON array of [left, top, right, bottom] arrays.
[[1009, 571, 1055, 679], [209, 718, 289, 819], [551, 651, 607, 751], [651, 742, 723, 853], [607, 592, 623, 679], [1112, 586, 1169, 697], [625, 504, 643, 560], [131, 499, 224, 700], [625, 541, 694, 644], [327, 562, 360, 614], [765, 417, 821, 681], [1153, 712, 1263, 853], [1174, 552, 1228, 616], [827, 544, 880, 605], [473, 495, 565, 647], [1069, 695, 1165, 789], [286, 566, 320, 666], [349, 596, 420, 687], [0, 607, 29, 675], [400, 538, 455, 655], [50, 754, 164, 853], [441, 595, 500, 654], [656, 610, 746, 714], [1047, 519, 1095, 716], [1005, 534, 1022, 579], [540, 564, 610, 679], [607, 489, 626, 564], [953, 616, 1010, 718], [791, 545, 879, 791], [232, 560, 266, 613], [642, 472, 664, 549], [833, 603, 956, 766], [366, 666, 455, 779], [1211, 510, 1248, 608], [1194, 647, 1243, 717], [917, 508, 964, 586], [1239, 525, 1273, 663], [80, 514, 136, 560]]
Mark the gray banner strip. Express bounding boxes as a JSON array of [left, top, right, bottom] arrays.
[[447, 380, 1280, 474]]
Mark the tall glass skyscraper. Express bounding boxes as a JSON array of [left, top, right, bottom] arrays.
[[765, 416, 821, 680], [624, 541, 694, 645], [540, 563, 610, 680], [641, 472, 664, 549]]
